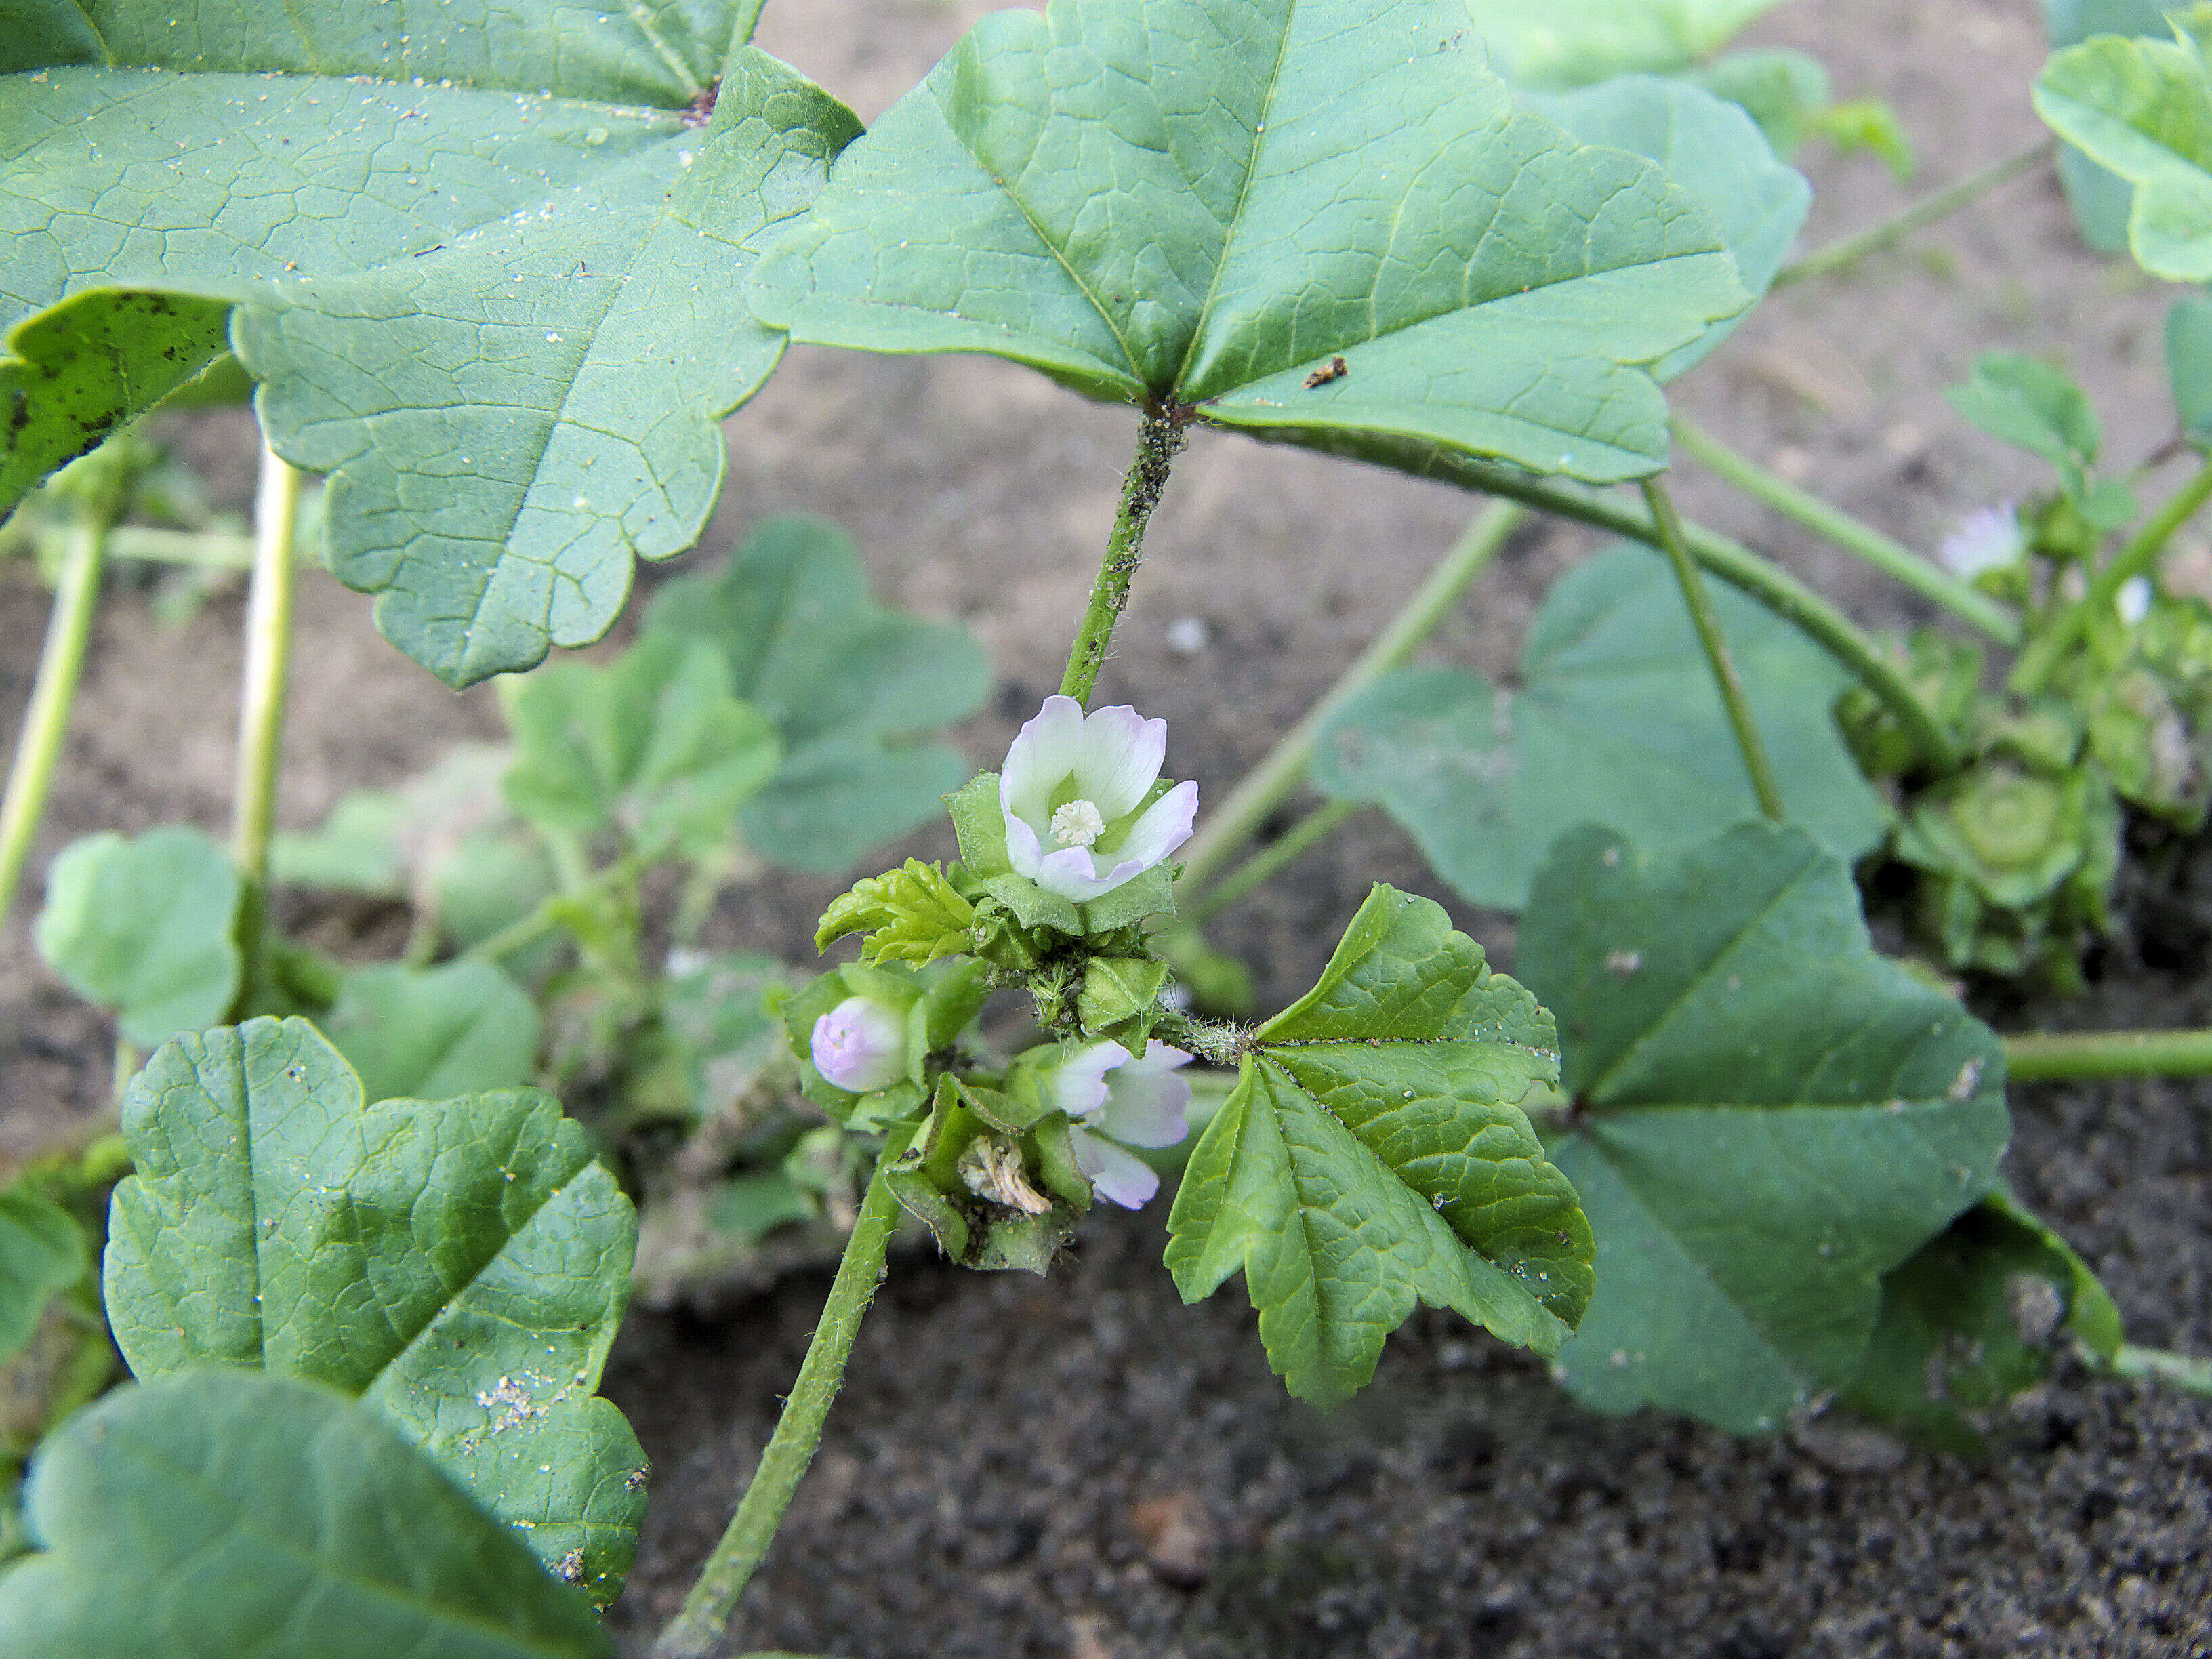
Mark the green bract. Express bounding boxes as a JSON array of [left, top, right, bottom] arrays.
[[34, 824, 242, 1047], [2035, 5, 2212, 282], [2, 3, 860, 684], [1520, 823, 2010, 1435], [0, 1371, 615, 1658], [1166, 886, 1591, 1404], [643, 516, 991, 874], [1312, 544, 1883, 910], [754, 0, 1750, 485], [103, 1019, 647, 1604]]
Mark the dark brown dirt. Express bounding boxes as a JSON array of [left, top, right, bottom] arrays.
[[1, 0, 2207, 1654]]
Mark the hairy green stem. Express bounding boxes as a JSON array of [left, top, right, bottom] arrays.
[[1670, 416, 2021, 644], [2002, 1027, 2212, 1082], [1446, 464, 1963, 771], [1060, 405, 1189, 706], [1770, 138, 2055, 289], [2097, 1343, 2212, 1399], [654, 1124, 916, 1659], [1185, 799, 1363, 924], [1643, 479, 1786, 820], [0, 515, 109, 930], [2013, 462, 2212, 695], [1175, 499, 1524, 895]]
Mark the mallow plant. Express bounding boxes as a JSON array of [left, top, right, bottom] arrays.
[[1, 0, 2210, 1652]]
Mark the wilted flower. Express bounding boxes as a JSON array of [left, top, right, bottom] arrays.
[[2117, 575, 2153, 627], [811, 995, 905, 1094], [1001, 695, 1197, 901], [1048, 1040, 1193, 1208], [1938, 504, 2024, 581]]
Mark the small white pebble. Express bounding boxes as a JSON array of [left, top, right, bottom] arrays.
[[1165, 616, 1211, 654]]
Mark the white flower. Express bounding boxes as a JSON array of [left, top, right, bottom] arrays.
[[811, 995, 905, 1094], [2117, 575, 2153, 627], [1938, 504, 2024, 580], [1048, 1039, 1193, 1208], [1000, 695, 1198, 901]]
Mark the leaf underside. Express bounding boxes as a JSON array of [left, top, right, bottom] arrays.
[[1519, 823, 2010, 1435], [754, 0, 1750, 485], [1166, 884, 1591, 1404], [103, 1018, 647, 1603]]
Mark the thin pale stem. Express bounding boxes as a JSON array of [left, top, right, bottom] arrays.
[[1176, 499, 1524, 895], [1671, 416, 2021, 645], [1443, 463, 1964, 772], [1185, 799, 1362, 924], [654, 1124, 916, 1659], [2097, 1343, 2212, 1399], [2002, 1027, 2212, 1082], [2013, 462, 2212, 695], [1771, 138, 2055, 289], [1060, 404, 1189, 706], [1643, 480, 1786, 821], [462, 849, 645, 966], [0, 516, 109, 930], [228, 440, 302, 1006]]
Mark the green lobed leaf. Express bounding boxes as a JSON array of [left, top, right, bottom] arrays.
[[2043, 0, 2179, 253], [1945, 351, 2103, 501], [502, 634, 781, 861], [644, 516, 989, 874], [2035, 7, 2212, 282], [4, 5, 859, 686], [35, 824, 242, 1046], [0, 1188, 85, 1368], [1520, 822, 2011, 1435], [1166, 885, 1591, 1404], [1841, 1187, 2123, 1453], [0, 289, 233, 525], [1311, 543, 1884, 911], [103, 1018, 647, 1603], [318, 960, 542, 1103], [0, 1370, 615, 1658], [754, 0, 1750, 487], [2167, 289, 2212, 447], [1527, 75, 1809, 380], [1462, 0, 1788, 89]]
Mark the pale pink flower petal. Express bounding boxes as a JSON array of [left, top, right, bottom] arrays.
[[1076, 705, 1166, 819], [1093, 1044, 1193, 1147], [1004, 811, 1048, 882], [1033, 844, 1114, 901], [1048, 1043, 1120, 1119], [1113, 780, 1197, 869], [1068, 1124, 1162, 1208], [1002, 695, 1086, 824], [811, 996, 905, 1094]]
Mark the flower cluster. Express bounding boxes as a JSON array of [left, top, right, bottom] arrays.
[[1045, 1039, 1193, 1208]]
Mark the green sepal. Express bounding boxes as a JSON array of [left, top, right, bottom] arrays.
[[945, 773, 1012, 876], [911, 959, 991, 1061], [1077, 956, 1170, 1049], [979, 872, 1084, 936], [815, 860, 977, 964], [1073, 861, 1179, 933], [885, 1077, 1083, 1275]]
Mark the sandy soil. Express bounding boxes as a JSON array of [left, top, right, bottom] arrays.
[[0, 0, 2206, 1654]]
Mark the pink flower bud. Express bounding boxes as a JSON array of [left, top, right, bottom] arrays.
[[811, 996, 905, 1094]]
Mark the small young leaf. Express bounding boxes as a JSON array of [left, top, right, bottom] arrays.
[[35, 825, 242, 1046], [754, 0, 1750, 487], [104, 1018, 647, 1604], [0, 289, 233, 524], [2036, 10, 2212, 281], [1311, 544, 1883, 911], [2167, 289, 2212, 447], [0, 1188, 85, 1368], [0, 1370, 615, 1658], [1462, 0, 1787, 88], [1528, 75, 1811, 380], [503, 636, 781, 861], [1166, 886, 1591, 1404], [318, 960, 542, 1103], [644, 516, 990, 874], [1841, 1188, 2122, 1453], [1945, 352, 2103, 500], [1521, 823, 2011, 1436], [817, 861, 978, 966]]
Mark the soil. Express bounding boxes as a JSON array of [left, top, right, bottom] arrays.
[[1, 0, 2208, 1654]]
